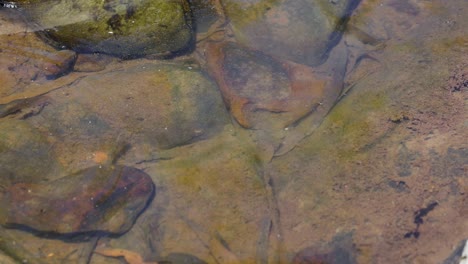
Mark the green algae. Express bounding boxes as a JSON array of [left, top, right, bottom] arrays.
[[296, 89, 388, 163], [327, 91, 386, 155], [224, 0, 280, 29], [155, 129, 265, 192], [21, 0, 193, 57]]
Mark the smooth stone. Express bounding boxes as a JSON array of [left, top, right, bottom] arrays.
[[17, 0, 193, 58], [205, 41, 333, 129], [0, 165, 154, 235], [73, 53, 117, 72], [204, 39, 348, 156], [0, 120, 61, 183], [65, 62, 230, 149], [223, 0, 359, 66]]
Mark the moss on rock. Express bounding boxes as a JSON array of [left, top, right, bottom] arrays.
[[19, 0, 193, 58]]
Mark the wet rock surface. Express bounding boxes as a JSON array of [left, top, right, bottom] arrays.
[[204, 39, 347, 156], [264, 1, 468, 262], [206, 41, 325, 128], [189, 0, 220, 32], [0, 10, 76, 97], [34, 61, 230, 150], [0, 0, 466, 263], [292, 233, 357, 264], [0, 120, 61, 183], [16, 0, 193, 58], [90, 130, 271, 264], [0, 165, 154, 236], [223, 0, 359, 66], [73, 53, 118, 72]]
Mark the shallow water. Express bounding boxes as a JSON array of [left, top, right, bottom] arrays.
[[0, 0, 467, 263]]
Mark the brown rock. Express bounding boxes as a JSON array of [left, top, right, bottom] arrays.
[[0, 119, 61, 183], [0, 165, 154, 236], [0, 34, 76, 92], [73, 53, 117, 72], [223, 0, 359, 66], [205, 41, 330, 128], [292, 233, 357, 264], [58, 62, 230, 149]]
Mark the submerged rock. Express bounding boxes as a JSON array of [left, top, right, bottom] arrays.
[[223, 0, 359, 66], [17, 0, 193, 58], [73, 53, 117, 72], [58, 62, 230, 149], [0, 120, 60, 183], [189, 0, 220, 32], [205, 41, 330, 129], [201, 35, 347, 155], [0, 165, 154, 236], [0, 10, 76, 96], [292, 233, 357, 264]]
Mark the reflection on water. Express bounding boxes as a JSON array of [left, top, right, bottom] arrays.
[[0, 0, 467, 263]]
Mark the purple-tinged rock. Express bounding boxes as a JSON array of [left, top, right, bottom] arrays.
[[0, 165, 154, 236]]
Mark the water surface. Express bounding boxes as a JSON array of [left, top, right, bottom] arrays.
[[0, 0, 467, 263]]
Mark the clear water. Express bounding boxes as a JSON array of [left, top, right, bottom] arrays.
[[0, 0, 467, 263]]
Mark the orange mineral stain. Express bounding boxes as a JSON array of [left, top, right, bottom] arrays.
[[94, 247, 158, 264], [92, 151, 109, 164]]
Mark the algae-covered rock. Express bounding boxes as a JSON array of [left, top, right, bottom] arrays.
[[223, 0, 359, 66], [17, 0, 193, 58], [50, 62, 230, 149]]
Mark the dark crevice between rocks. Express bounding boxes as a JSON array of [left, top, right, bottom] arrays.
[[292, 232, 358, 264], [2, 184, 156, 243], [442, 239, 467, 264], [404, 202, 439, 239], [135, 157, 173, 165], [322, 0, 362, 65], [19, 100, 49, 120]]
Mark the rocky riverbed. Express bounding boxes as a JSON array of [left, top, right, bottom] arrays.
[[0, 0, 466, 263]]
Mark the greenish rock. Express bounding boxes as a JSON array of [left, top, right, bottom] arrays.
[[52, 62, 230, 149], [189, 0, 220, 32], [18, 0, 193, 58], [223, 0, 359, 66], [37, 101, 111, 140], [0, 120, 60, 184]]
